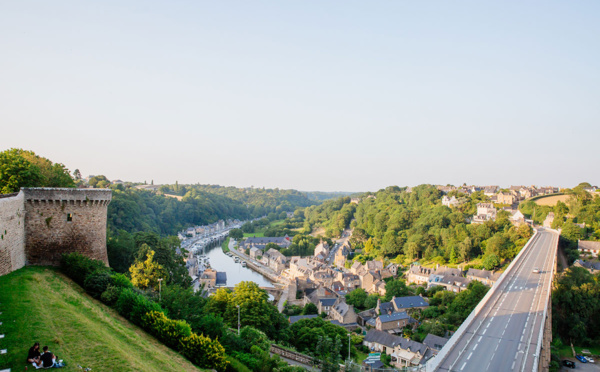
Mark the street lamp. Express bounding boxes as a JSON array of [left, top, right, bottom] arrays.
[[158, 278, 163, 302], [237, 305, 241, 336], [348, 333, 351, 361]]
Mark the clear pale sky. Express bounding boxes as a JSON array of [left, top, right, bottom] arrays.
[[1, 2, 599, 192]]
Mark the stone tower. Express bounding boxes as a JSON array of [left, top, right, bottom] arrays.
[[22, 188, 112, 266]]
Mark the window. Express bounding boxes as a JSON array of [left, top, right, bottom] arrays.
[[67, 213, 73, 222]]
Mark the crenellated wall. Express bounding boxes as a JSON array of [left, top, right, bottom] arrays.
[[0, 188, 112, 275]]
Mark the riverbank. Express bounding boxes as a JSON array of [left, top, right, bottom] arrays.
[[221, 237, 231, 253], [228, 239, 287, 286]]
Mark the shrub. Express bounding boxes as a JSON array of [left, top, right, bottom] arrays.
[[115, 288, 163, 326], [84, 270, 114, 298], [111, 273, 133, 288], [179, 333, 229, 371], [100, 285, 124, 306], [142, 311, 192, 349], [61, 252, 108, 285]]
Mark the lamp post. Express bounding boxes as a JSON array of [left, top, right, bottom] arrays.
[[237, 305, 241, 336], [158, 278, 163, 302], [348, 333, 351, 361]]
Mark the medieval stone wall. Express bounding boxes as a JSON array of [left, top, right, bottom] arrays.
[[0, 192, 26, 276], [23, 188, 112, 266]]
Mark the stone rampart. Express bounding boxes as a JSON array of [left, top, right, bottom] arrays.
[[22, 188, 112, 266], [0, 192, 26, 276]]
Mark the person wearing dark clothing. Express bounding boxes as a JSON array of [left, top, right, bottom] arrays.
[[27, 342, 41, 364], [40, 346, 65, 368]]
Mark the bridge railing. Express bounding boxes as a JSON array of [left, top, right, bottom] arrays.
[[532, 229, 558, 372], [426, 229, 541, 371]]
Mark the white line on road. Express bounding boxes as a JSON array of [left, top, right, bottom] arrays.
[[461, 362, 467, 371], [473, 344, 478, 351], [467, 352, 473, 360]]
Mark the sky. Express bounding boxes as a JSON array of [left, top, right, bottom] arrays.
[[1, 1, 599, 192]]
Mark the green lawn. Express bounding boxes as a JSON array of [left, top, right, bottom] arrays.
[[243, 231, 264, 238], [0, 266, 202, 372], [221, 237, 230, 253], [555, 344, 600, 358]]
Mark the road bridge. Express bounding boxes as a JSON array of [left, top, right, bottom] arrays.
[[428, 228, 558, 372]]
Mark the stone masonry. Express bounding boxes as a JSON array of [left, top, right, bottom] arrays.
[[0, 192, 26, 276], [0, 188, 112, 276]]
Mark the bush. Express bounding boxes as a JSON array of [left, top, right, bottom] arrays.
[[115, 288, 163, 326], [84, 270, 114, 298], [61, 252, 108, 285], [142, 311, 192, 349], [179, 333, 229, 371], [100, 285, 124, 306], [111, 273, 133, 288]]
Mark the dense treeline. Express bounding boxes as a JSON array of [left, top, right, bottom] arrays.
[[107, 184, 317, 236], [0, 148, 75, 193], [160, 184, 315, 214], [552, 267, 600, 346], [302, 196, 356, 237], [302, 185, 532, 269]]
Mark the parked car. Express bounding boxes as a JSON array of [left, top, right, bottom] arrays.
[[562, 360, 576, 368], [576, 355, 588, 363], [532, 268, 541, 273], [585, 356, 595, 363]]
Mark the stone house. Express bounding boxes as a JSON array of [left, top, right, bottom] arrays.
[[466, 268, 501, 286], [199, 268, 217, 289], [339, 273, 361, 290], [334, 245, 349, 267], [472, 203, 497, 224], [578, 240, 600, 258], [373, 312, 413, 333], [314, 242, 329, 258], [330, 300, 358, 325], [363, 330, 433, 368], [262, 248, 288, 273], [241, 235, 292, 250], [442, 196, 460, 208], [496, 192, 516, 205], [406, 265, 433, 285], [249, 247, 262, 259]]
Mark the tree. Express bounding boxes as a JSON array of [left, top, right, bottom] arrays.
[[384, 279, 414, 301], [302, 302, 319, 315], [345, 288, 367, 310], [229, 228, 244, 239], [129, 249, 168, 290], [73, 169, 82, 180], [0, 149, 44, 193], [482, 254, 501, 270], [316, 336, 342, 372], [89, 175, 110, 188]]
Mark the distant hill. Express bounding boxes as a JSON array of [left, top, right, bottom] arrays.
[[0, 267, 203, 372], [302, 191, 357, 201]]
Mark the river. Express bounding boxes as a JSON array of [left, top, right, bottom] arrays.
[[202, 243, 274, 288]]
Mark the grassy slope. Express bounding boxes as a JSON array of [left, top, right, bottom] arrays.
[[0, 266, 202, 372]]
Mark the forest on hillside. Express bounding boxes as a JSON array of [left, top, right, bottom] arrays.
[[299, 185, 533, 270]]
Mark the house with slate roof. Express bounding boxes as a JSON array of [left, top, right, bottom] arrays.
[[330, 300, 358, 325], [466, 268, 501, 286], [391, 296, 429, 312], [374, 311, 415, 333], [363, 330, 435, 368], [422, 334, 448, 354]]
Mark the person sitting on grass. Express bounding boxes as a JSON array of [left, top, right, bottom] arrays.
[[26, 342, 41, 365], [40, 346, 65, 368]]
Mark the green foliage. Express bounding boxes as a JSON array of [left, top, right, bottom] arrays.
[[280, 234, 318, 256], [179, 332, 229, 371], [114, 288, 163, 326], [288, 317, 353, 360], [142, 310, 192, 349], [446, 281, 489, 325], [83, 270, 114, 298], [482, 254, 501, 270], [0, 148, 74, 193], [384, 279, 415, 301], [553, 267, 600, 344], [100, 285, 124, 306], [129, 249, 169, 290], [345, 288, 368, 310], [301, 302, 319, 315], [60, 252, 109, 286], [229, 228, 244, 239], [303, 197, 356, 237]]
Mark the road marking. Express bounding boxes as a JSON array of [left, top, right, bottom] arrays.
[[460, 362, 467, 371], [482, 329, 487, 335], [473, 344, 478, 351], [467, 352, 473, 360], [512, 361, 516, 369], [478, 336, 483, 342]]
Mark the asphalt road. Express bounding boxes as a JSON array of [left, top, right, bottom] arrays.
[[436, 229, 559, 372]]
